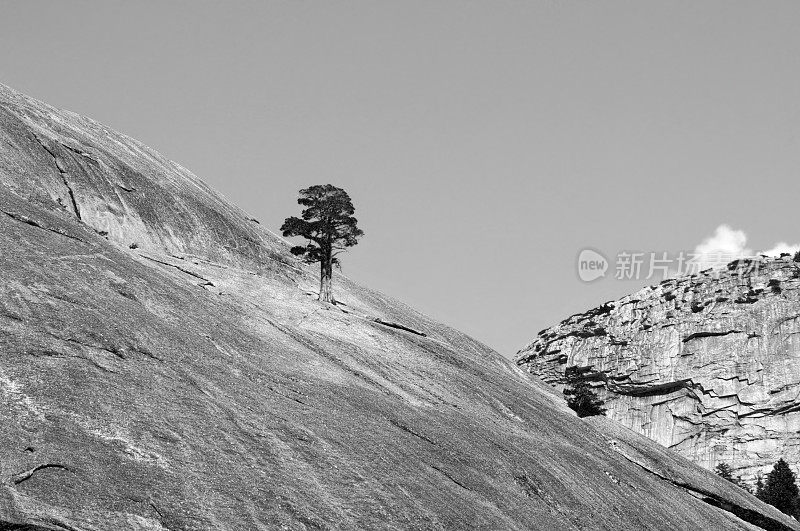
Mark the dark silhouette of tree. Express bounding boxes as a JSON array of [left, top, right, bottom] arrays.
[[715, 463, 751, 492], [715, 463, 734, 482], [563, 367, 606, 418], [755, 472, 764, 498], [759, 459, 799, 515], [281, 185, 363, 303]]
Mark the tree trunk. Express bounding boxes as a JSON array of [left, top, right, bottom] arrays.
[[319, 255, 333, 303]]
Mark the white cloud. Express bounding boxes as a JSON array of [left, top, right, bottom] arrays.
[[692, 225, 799, 271], [693, 225, 752, 270]]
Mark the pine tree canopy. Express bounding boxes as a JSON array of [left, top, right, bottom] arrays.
[[714, 463, 734, 482], [760, 458, 799, 515], [281, 184, 363, 265]]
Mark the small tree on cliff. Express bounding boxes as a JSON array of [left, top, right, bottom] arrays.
[[714, 463, 751, 492], [755, 472, 765, 498], [563, 367, 606, 418], [281, 185, 363, 303], [714, 463, 735, 482], [759, 459, 799, 515]]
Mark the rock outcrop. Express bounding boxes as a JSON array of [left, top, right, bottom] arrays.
[[0, 82, 796, 530], [518, 256, 800, 486]]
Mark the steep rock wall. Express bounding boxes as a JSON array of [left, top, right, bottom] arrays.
[[518, 257, 800, 483]]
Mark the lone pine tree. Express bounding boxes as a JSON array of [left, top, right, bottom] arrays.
[[281, 185, 363, 303], [759, 458, 799, 515]]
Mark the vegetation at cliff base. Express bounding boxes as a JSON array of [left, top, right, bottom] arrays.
[[714, 463, 750, 492], [714, 463, 735, 482], [757, 458, 799, 516], [563, 367, 606, 418]]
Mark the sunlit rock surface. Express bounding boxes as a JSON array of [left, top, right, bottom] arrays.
[[518, 257, 800, 486], [1, 82, 796, 530]]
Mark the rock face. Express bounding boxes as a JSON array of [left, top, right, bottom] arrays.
[[517, 257, 800, 486], [0, 82, 796, 530]]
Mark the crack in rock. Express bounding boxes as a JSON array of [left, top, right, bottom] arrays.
[[682, 330, 744, 343], [29, 349, 116, 374], [1, 210, 86, 243], [372, 318, 427, 337], [0, 519, 69, 530], [140, 255, 212, 284], [428, 463, 473, 492], [11, 463, 70, 485], [387, 418, 438, 446], [31, 135, 81, 221]]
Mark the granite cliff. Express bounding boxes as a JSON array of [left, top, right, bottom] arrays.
[[518, 256, 800, 486], [0, 82, 796, 530]]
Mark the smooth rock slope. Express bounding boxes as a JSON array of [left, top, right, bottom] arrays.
[[518, 257, 800, 485], [0, 82, 796, 530]]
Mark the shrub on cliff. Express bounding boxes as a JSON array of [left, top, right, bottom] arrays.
[[714, 463, 751, 492], [758, 458, 799, 515], [563, 367, 606, 418], [755, 472, 764, 498], [714, 463, 734, 482], [768, 279, 782, 295]]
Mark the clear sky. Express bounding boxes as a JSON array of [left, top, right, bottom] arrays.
[[3, 1, 800, 356]]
